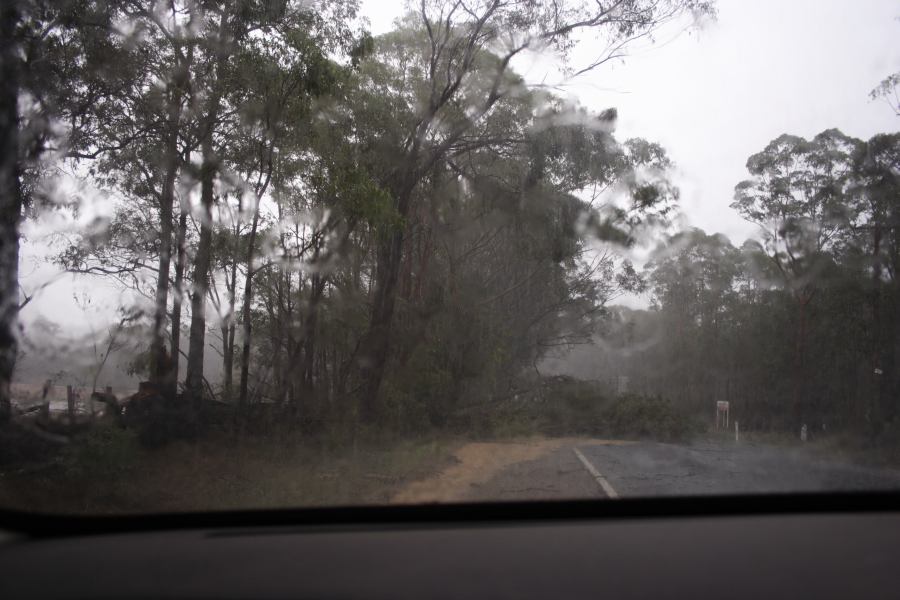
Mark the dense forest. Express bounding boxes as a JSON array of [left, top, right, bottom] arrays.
[[0, 0, 898, 454]]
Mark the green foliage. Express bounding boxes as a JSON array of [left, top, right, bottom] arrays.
[[459, 378, 609, 439], [454, 379, 697, 442], [731, 129, 861, 295], [601, 394, 699, 442]]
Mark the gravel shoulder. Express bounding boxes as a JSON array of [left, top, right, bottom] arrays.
[[391, 438, 633, 503]]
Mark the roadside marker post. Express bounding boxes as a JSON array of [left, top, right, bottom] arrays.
[[66, 385, 75, 423], [735, 421, 739, 442]]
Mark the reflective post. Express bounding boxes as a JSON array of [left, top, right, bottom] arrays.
[[66, 385, 75, 422]]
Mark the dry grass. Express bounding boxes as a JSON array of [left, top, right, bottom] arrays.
[[0, 428, 460, 514], [701, 428, 900, 468]]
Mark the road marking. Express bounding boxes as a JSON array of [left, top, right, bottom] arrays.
[[573, 447, 620, 499]]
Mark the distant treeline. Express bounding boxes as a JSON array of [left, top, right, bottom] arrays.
[[565, 130, 900, 437]]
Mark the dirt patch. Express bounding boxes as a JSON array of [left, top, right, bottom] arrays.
[[391, 437, 633, 503]]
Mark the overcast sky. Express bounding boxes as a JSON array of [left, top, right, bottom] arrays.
[[18, 0, 900, 331]]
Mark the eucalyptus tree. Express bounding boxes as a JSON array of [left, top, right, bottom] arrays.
[[0, 0, 124, 420], [41, 0, 201, 394], [352, 0, 714, 421], [732, 129, 861, 421], [220, 3, 362, 408], [643, 228, 743, 409], [341, 39, 681, 424], [118, 0, 199, 392], [848, 133, 900, 427], [178, 0, 359, 404]]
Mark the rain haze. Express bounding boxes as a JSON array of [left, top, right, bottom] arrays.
[[4, 0, 900, 517]]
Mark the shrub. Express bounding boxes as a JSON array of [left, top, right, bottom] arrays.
[[601, 394, 698, 442], [63, 425, 141, 480], [0, 422, 62, 466], [458, 377, 611, 439], [122, 393, 204, 447]]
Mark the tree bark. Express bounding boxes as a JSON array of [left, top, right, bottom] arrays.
[[792, 294, 809, 428], [870, 223, 884, 431], [184, 133, 216, 404], [222, 254, 238, 400], [169, 208, 188, 395], [222, 323, 233, 398], [149, 122, 179, 390], [357, 219, 407, 422], [0, 1, 22, 423], [300, 273, 326, 391], [182, 4, 230, 405], [150, 39, 188, 394], [238, 211, 260, 407]]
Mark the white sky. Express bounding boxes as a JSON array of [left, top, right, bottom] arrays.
[[17, 0, 900, 330]]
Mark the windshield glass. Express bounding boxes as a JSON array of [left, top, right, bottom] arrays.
[[1, 0, 899, 514]]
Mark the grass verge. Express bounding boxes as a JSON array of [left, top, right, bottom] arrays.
[[0, 425, 460, 514]]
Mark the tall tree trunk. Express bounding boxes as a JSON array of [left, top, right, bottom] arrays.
[[269, 272, 284, 403], [0, 0, 22, 423], [237, 137, 275, 407], [149, 136, 177, 389], [222, 254, 238, 400], [183, 3, 230, 405], [169, 208, 188, 395], [793, 294, 809, 428], [238, 212, 260, 407], [300, 273, 326, 390], [871, 223, 884, 431], [358, 223, 406, 422], [222, 323, 233, 398], [150, 46, 187, 393], [184, 133, 216, 404]]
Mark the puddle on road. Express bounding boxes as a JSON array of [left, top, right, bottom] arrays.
[[392, 438, 633, 504]]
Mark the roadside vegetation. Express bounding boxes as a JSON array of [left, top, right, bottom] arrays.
[[0, 425, 459, 513]]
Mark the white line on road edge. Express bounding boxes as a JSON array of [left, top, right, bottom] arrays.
[[572, 447, 619, 499]]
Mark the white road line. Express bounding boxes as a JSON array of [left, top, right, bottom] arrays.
[[572, 447, 620, 499]]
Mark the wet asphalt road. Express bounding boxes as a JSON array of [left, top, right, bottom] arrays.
[[466, 439, 900, 501]]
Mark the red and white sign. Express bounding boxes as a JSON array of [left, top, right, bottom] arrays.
[[715, 401, 730, 430]]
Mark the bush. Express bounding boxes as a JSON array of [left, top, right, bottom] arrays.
[[601, 394, 699, 442], [0, 422, 62, 466], [468, 382, 698, 442], [530, 378, 610, 436], [63, 425, 141, 480], [122, 393, 205, 447], [457, 377, 612, 439]]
